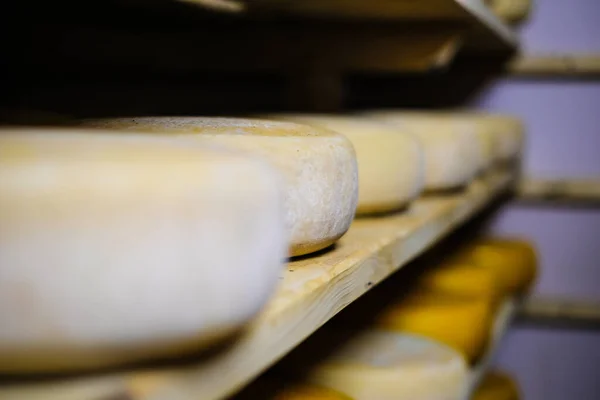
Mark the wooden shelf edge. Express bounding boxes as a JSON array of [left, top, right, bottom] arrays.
[[456, 0, 518, 50], [508, 54, 600, 77], [0, 171, 515, 400], [517, 177, 600, 206], [517, 296, 600, 330], [465, 297, 517, 398]]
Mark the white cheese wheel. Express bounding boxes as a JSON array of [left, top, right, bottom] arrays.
[[285, 331, 468, 400], [362, 111, 480, 191], [82, 117, 358, 257], [257, 114, 424, 215], [0, 129, 287, 373]]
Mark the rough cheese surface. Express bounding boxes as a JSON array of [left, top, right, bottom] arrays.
[[473, 371, 520, 400], [259, 114, 425, 215], [362, 111, 480, 191], [296, 331, 468, 400], [0, 129, 287, 373], [83, 117, 359, 257]]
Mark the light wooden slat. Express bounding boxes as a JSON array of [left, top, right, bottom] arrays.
[[0, 171, 514, 400], [517, 177, 600, 206], [518, 296, 600, 329], [508, 55, 600, 76], [465, 298, 517, 398]]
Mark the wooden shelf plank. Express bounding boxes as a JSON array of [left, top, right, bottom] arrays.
[[517, 177, 600, 206], [0, 171, 514, 400], [508, 54, 600, 77], [465, 298, 517, 398], [517, 296, 600, 330]]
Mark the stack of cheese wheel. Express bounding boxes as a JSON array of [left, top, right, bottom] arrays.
[[0, 129, 288, 373], [375, 291, 495, 364], [82, 117, 359, 257], [256, 114, 424, 215], [472, 371, 521, 400], [362, 110, 483, 191], [277, 330, 468, 400], [453, 238, 538, 296]]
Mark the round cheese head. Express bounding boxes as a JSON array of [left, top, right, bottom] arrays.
[[473, 370, 521, 400], [454, 238, 537, 295], [375, 292, 495, 364], [0, 129, 287, 373], [82, 117, 359, 257], [257, 114, 425, 215], [291, 331, 468, 400], [415, 261, 502, 309], [361, 111, 480, 191]]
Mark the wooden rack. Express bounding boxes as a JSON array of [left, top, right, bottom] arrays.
[[0, 170, 515, 400]]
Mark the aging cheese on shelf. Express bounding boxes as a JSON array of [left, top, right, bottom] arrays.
[[454, 238, 538, 295], [258, 114, 424, 215], [362, 111, 481, 191], [375, 292, 495, 364], [286, 331, 468, 400], [415, 261, 502, 309], [0, 129, 287, 373], [83, 117, 358, 257], [472, 371, 520, 400]]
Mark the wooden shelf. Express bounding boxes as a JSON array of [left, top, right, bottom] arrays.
[[517, 177, 600, 206], [518, 296, 600, 330], [0, 170, 514, 400], [465, 297, 518, 398], [508, 54, 600, 77]]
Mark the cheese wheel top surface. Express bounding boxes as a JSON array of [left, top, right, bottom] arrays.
[[301, 331, 468, 400], [0, 129, 287, 372], [258, 114, 425, 215], [82, 117, 359, 257], [362, 111, 479, 189], [375, 292, 495, 363]]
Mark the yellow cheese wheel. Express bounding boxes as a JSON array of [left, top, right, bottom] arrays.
[[235, 381, 354, 400], [81, 117, 359, 257], [472, 371, 520, 400], [284, 331, 468, 400], [257, 114, 425, 215], [375, 292, 495, 363], [0, 129, 287, 373], [455, 238, 538, 295], [415, 261, 502, 309], [484, 0, 532, 23], [362, 111, 481, 190]]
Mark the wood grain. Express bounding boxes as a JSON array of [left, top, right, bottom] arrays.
[[517, 177, 600, 206], [0, 171, 514, 400]]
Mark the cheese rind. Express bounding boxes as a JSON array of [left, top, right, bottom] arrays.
[[290, 331, 468, 400], [257, 114, 424, 215], [375, 292, 495, 364], [83, 117, 359, 257], [472, 371, 520, 400], [0, 129, 287, 373], [455, 238, 538, 295], [362, 111, 480, 190], [235, 381, 354, 400]]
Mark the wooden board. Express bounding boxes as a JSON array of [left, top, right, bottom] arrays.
[[517, 177, 600, 206], [509, 55, 600, 77], [518, 296, 600, 330], [465, 298, 517, 398], [0, 171, 514, 400]]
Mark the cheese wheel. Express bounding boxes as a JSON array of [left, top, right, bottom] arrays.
[[82, 117, 358, 257], [454, 238, 537, 295], [0, 129, 287, 373], [484, 0, 532, 23], [472, 371, 520, 400], [416, 261, 502, 309], [286, 331, 468, 400], [258, 114, 424, 215], [235, 381, 354, 400], [375, 292, 495, 363], [362, 111, 480, 190]]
